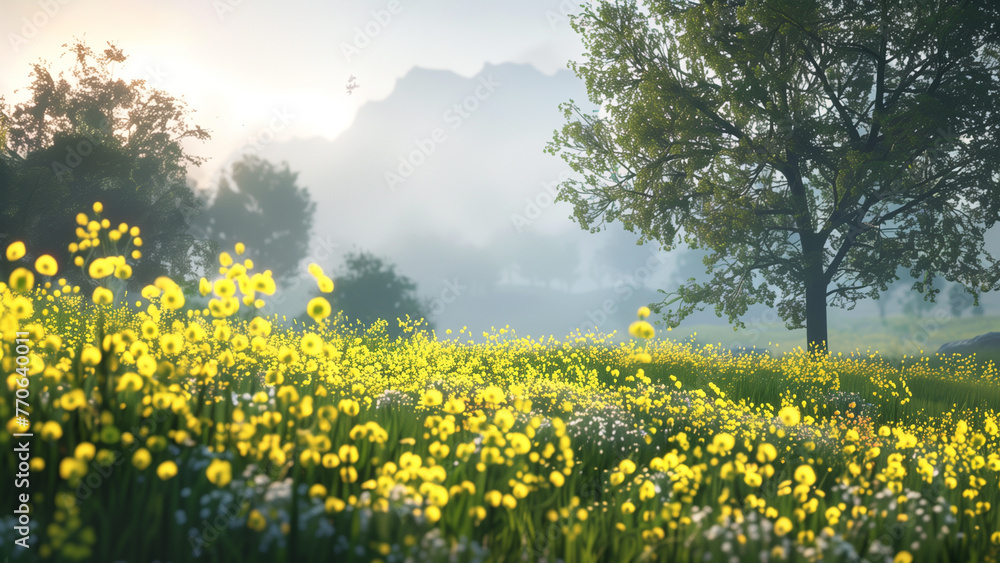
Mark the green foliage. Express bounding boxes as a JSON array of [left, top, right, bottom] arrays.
[[191, 155, 316, 284], [547, 0, 1000, 352], [0, 40, 214, 288], [328, 250, 432, 339]]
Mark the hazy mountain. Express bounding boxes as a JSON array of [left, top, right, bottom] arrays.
[[243, 62, 685, 337], [227, 61, 996, 344]]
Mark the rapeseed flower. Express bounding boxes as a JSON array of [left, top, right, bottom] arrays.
[[156, 461, 178, 480], [307, 297, 331, 320], [34, 254, 58, 276]]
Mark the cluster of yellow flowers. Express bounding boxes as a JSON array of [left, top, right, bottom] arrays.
[[1, 203, 998, 562]]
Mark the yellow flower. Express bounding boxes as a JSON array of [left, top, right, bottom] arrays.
[[235, 242, 246, 255], [6, 241, 26, 261], [41, 421, 63, 441], [757, 443, 778, 463], [444, 398, 466, 414], [74, 443, 96, 462], [80, 345, 102, 366], [619, 459, 637, 475], [317, 275, 334, 293], [325, 497, 346, 513], [306, 297, 331, 321], [61, 389, 86, 411], [422, 389, 444, 407], [300, 333, 323, 356], [893, 551, 913, 563], [132, 448, 152, 470], [639, 480, 657, 501], [161, 289, 185, 310], [116, 372, 144, 392], [621, 500, 636, 514], [628, 320, 655, 339], [508, 432, 531, 455], [247, 509, 266, 531], [9, 295, 33, 318], [309, 484, 328, 499], [251, 273, 276, 295], [59, 457, 88, 481], [92, 287, 114, 305], [794, 465, 816, 487], [774, 516, 793, 536], [206, 459, 232, 487], [156, 461, 178, 480], [480, 385, 505, 404], [338, 444, 360, 464], [319, 454, 339, 471], [550, 471, 565, 487], [425, 505, 442, 523], [34, 255, 58, 276], [712, 432, 735, 453], [9, 268, 34, 293], [92, 201, 103, 214], [88, 258, 115, 279], [214, 278, 236, 298], [159, 333, 183, 355], [778, 406, 801, 426], [637, 306, 651, 319]]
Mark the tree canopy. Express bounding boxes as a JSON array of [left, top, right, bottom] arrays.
[[0, 40, 213, 288], [328, 250, 431, 339], [191, 155, 316, 283], [547, 0, 1000, 352]]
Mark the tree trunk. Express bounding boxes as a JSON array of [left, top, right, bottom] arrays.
[[805, 278, 828, 355]]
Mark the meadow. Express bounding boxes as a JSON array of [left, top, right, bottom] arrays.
[[3, 204, 1000, 562]]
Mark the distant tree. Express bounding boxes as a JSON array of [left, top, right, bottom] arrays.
[[329, 250, 431, 338], [547, 0, 1000, 353], [191, 156, 316, 282], [0, 40, 213, 287]]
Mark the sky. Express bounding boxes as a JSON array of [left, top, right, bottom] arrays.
[[1, 0, 589, 187]]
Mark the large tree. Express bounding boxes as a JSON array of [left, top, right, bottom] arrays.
[[547, 0, 1000, 352], [0, 40, 213, 288], [191, 155, 316, 283]]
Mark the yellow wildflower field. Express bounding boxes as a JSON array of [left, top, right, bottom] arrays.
[[2, 204, 999, 562]]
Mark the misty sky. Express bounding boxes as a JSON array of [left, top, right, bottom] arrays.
[[1, 0, 586, 182]]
